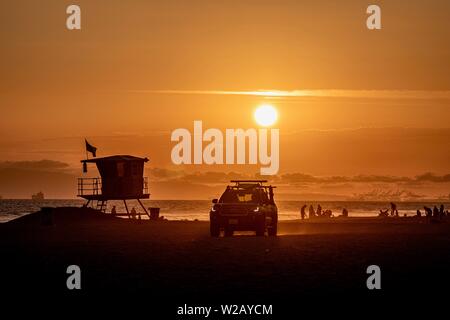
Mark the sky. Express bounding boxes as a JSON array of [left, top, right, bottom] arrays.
[[0, 0, 449, 199]]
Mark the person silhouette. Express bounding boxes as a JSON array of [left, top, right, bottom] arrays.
[[433, 206, 439, 219], [309, 205, 315, 219], [342, 208, 348, 218], [131, 207, 137, 219], [317, 204, 322, 217], [300, 204, 307, 220], [111, 206, 117, 215], [379, 209, 389, 217], [439, 204, 445, 220], [424, 206, 432, 218], [390, 202, 398, 217]]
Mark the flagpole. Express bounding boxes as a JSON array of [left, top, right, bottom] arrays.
[[85, 140, 89, 160]]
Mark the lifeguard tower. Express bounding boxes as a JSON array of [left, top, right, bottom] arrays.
[[77, 155, 150, 217]]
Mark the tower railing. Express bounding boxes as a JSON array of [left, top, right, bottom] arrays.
[[77, 178, 102, 196], [77, 177, 149, 197], [143, 176, 149, 195]]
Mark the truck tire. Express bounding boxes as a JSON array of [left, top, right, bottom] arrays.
[[268, 213, 278, 236], [255, 214, 266, 236], [224, 228, 234, 237], [210, 219, 220, 237], [268, 222, 277, 236]]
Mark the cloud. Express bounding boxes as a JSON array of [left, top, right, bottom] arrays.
[[350, 189, 426, 201], [0, 160, 75, 198], [147, 167, 183, 179], [0, 160, 69, 171], [132, 89, 450, 100], [278, 173, 320, 183], [350, 175, 411, 183], [415, 172, 450, 182], [0, 159, 448, 199], [278, 173, 412, 184], [147, 168, 450, 185], [147, 169, 256, 184]]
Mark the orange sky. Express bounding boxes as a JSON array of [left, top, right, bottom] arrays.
[[0, 0, 449, 198]]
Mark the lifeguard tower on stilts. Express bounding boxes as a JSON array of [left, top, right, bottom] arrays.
[[77, 155, 150, 219]]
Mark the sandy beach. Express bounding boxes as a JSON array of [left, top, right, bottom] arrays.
[[1, 207, 449, 310]]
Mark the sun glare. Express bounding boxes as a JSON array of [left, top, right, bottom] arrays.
[[254, 104, 278, 126]]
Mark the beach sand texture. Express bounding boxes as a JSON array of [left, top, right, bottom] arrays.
[[1, 207, 449, 301]]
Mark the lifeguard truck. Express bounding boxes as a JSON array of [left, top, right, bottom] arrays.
[[209, 180, 278, 237]]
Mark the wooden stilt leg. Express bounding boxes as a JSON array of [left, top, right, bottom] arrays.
[[123, 200, 130, 219], [137, 199, 149, 219]]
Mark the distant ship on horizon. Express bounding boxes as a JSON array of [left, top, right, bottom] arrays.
[[31, 192, 45, 201]]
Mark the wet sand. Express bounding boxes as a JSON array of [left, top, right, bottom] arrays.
[[1, 207, 449, 308]]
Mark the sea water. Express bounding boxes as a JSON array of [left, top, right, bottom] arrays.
[[1, 199, 449, 223]]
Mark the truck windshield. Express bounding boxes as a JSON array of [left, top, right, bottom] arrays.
[[219, 189, 261, 203]]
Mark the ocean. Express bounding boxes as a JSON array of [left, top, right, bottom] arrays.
[[1, 199, 448, 223]]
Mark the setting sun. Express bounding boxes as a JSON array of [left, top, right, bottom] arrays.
[[254, 104, 278, 126]]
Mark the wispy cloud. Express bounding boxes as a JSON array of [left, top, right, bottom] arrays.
[[146, 168, 450, 184], [131, 89, 450, 100], [0, 160, 70, 171]]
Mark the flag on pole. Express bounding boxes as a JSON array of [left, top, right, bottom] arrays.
[[85, 139, 97, 157]]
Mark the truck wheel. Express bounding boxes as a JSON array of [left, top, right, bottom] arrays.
[[255, 215, 265, 236], [268, 213, 278, 236], [268, 222, 277, 236], [224, 228, 234, 237], [210, 220, 220, 237]]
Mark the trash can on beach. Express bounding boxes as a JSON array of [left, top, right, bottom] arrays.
[[149, 207, 160, 220]]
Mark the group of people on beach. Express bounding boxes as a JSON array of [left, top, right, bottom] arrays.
[[378, 202, 449, 220], [378, 202, 399, 217], [417, 204, 449, 220], [300, 201, 449, 221], [300, 204, 349, 219]]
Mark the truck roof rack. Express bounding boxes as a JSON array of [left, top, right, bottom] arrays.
[[229, 180, 276, 189], [230, 180, 268, 183]]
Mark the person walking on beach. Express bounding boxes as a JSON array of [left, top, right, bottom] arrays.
[[439, 204, 445, 220], [342, 208, 348, 218], [300, 204, 307, 220], [390, 202, 398, 217], [309, 205, 315, 219]]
